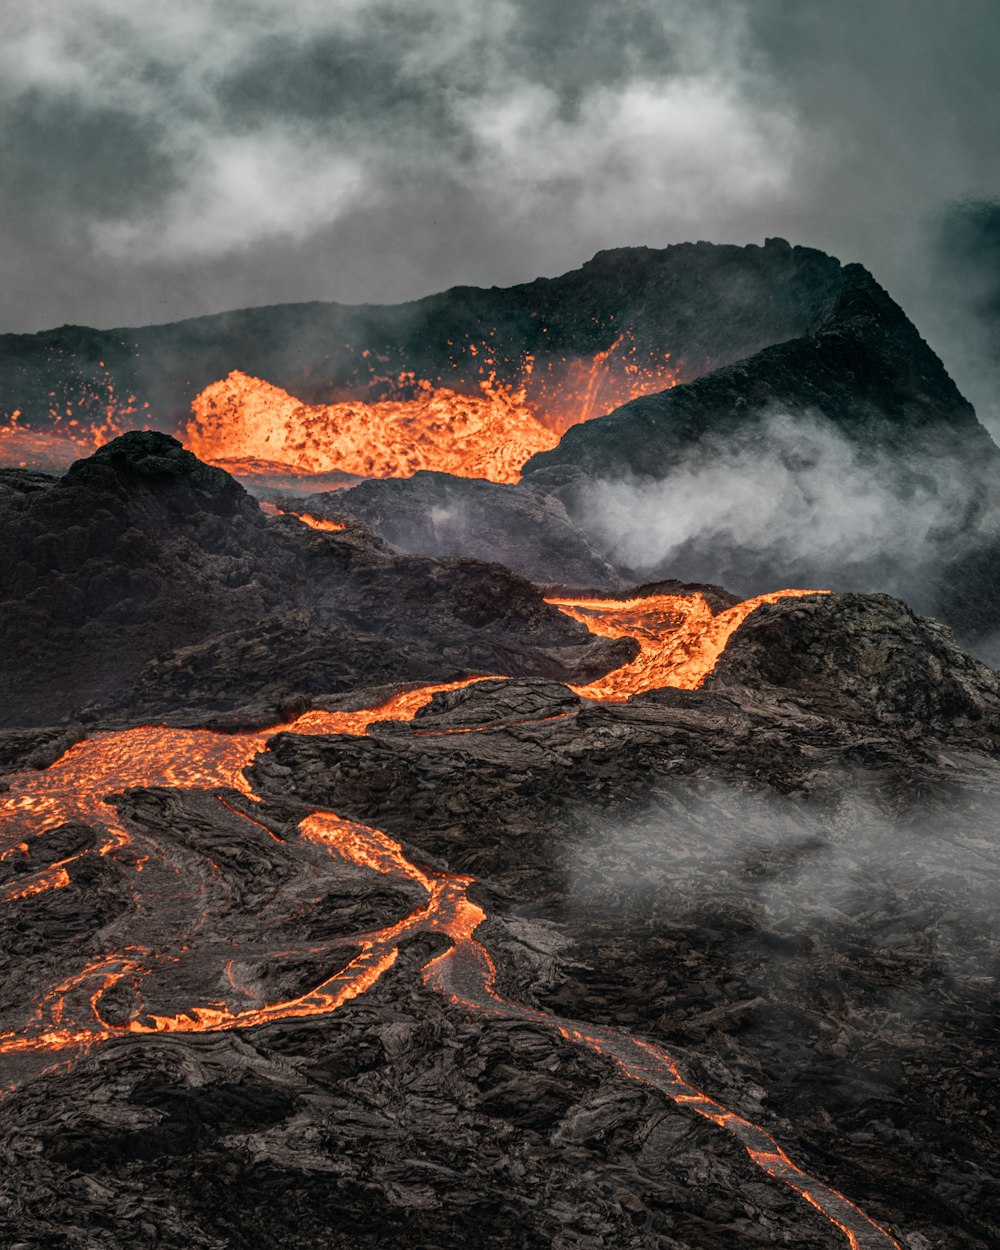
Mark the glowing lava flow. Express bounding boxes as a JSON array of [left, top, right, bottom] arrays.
[[0, 333, 680, 479], [258, 500, 345, 531], [425, 939, 902, 1250], [184, 370, 558, 485], [0, 591, 901, 1246], [180, 337, 681, 486], [548, 589, 827, 699]]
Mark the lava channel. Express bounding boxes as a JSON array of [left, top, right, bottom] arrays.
[[0, 587, 901, 1247]]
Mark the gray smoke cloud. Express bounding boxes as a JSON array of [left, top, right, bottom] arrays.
[[566, 774, 1000, 988], [574, 408, 998, 602], [2, 0, 998, 379], [919, 200, 1000, 439]]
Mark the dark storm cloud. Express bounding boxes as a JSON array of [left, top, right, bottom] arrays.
[[0, 92, 176, 223], [924, 200, 1000, 433], [0, 0, 998, 393], [742, 1, 1000, 417]]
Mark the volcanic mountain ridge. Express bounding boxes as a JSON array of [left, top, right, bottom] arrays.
[[0, 433, 998, 1248]]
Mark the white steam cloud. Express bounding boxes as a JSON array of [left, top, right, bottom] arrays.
[[577, 410, 993, 587]]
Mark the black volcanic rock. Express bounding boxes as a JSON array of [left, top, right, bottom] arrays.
[[3, 578, 1000, 1244], [5, 248, 1000, 1250], [6, 242, 1000, 653], [295, 471, 622, 589], [523, 263, 992, 483], [0, 434, 631, 728], [519, 263, 1000, 647], [61, 428, 252, 517], [244, 602, 1000, 1248], [710, 591, 1000, 736]]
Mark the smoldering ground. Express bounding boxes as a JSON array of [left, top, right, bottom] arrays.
[[562, 773, 1000, 989]]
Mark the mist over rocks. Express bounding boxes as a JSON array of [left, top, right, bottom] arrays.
[[247, 604, 1000, 1247], [5, 240, 1000, 656], [519, 260, 1000, 651], [294, 471, 623, 589], [524, 260, 991, 482]]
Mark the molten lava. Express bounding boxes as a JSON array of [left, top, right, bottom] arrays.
[[1, 333, 681, 482], [180, 336, 681, 485], [547, 589, 827, 699], [524, 331, 680, 434], [0, 590, 902, 1246], [258, 500, 345, 531], [184, 370, 558, 485]]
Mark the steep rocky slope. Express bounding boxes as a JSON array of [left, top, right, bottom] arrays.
[[520, 263, 1000, 646]]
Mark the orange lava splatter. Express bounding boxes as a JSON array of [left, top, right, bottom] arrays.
[[184, 370, 558, 485], [527, 331, 680, 434], [2, 333, 682, 481], [258, 500, 345, 531]]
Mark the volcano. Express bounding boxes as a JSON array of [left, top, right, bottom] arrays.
[[1, 247, 999, 1250]]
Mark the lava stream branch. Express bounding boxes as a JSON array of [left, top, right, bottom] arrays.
[[0, 585, 904, 1246], [423, 932, 901, 1250]]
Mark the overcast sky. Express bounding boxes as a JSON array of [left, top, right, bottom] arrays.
[[1, 0, 998, 346]]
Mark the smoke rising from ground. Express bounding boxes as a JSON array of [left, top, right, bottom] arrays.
[[566, 775, 1000, 986], [576, 409, 996, 600]]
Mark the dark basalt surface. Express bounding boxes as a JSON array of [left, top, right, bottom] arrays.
[[523, 264, 993, 482], [248, 598, 1000, 1248], [1, 440, 999, 1250], [289, 471, 623, 589], [6, 241, 1000, 656], [124, 244, 997, 656], [0, 591, 997, 1246], [0, 433, 630, 731]]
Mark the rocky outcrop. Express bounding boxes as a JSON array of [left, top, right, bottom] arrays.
[[710, 591, 1000, 737], [0, 433, 631, 728], [294, 471, 622, 589], [523, 263, 992, 484]]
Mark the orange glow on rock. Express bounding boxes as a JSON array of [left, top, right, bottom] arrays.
[[258, 500, 345, 531], [526, 332, 680, 434]]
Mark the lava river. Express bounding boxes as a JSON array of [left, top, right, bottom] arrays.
[[0, 586, 902, 1248]]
